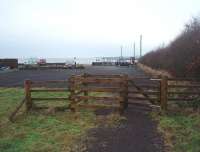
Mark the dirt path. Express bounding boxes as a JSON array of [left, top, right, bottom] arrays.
[[86, 107, 165, 152]]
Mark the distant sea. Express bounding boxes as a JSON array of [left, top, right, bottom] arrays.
[[18, 57, 126, 64], [18, 57, 97, 64]]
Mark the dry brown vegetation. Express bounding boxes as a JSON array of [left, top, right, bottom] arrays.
[[140, 16, 200, 77], [137, 63, 172, 77]]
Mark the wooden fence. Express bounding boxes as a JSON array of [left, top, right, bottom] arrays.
[[20, 74, 128, 114], [24, 79, 69, 111], [159, 76, 200, 110], [9, 74, 200, 121], [167, 77, 200, 103], [127, 76, 200, 110]]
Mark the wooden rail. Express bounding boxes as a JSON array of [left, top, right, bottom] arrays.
[[129, 79, 158, 105], [167, 78, 200, 104], [24, 79, 69, 111], [31, 88, 69, 92], [160, 77, 200, 109], [69, 74, 128, 114], [128, 75, 200, 110]]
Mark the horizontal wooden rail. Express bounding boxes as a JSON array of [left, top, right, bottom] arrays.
[[168, 84, 200, 88], [31, 97, 69, 101], [74, 95, 123, 101], [127, 102, 152, 106], [31, 88, 69, 92], [81, 87, 123, 92], [168, 78, 200, 81], [168, 91, 200, 95], [129, 85, 159, 89], [76, 103, 120, 109], [168, 97, 198, 101], [33, 106, 69, 111], [82, 78, 124, 84], [128, 90, 159, 95], [128, 96, 158, 101], [128, 77, 151, 80]]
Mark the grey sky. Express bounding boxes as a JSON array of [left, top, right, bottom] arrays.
[[0, 0, 200, 58]]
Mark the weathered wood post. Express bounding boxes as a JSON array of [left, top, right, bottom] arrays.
[[69, 76, 76, 112], [24, 79, 32, 111], [83, 73, 88, 103], [160, 75, 168, 110], [124, 74, 129, 109], [118, 75, 125, 114]]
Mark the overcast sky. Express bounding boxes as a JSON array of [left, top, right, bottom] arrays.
[[0, 0, 200, 58]]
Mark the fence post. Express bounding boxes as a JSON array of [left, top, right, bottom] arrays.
[[83, 73, 88, 103], [118, 75, 125, 114], [124, 74, 128, 109], [24, 79, 32, 111], [69, 76, 76, 112], [160, 75, 168, 110]]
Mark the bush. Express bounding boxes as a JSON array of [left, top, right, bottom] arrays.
[[140, 16, 200, 77]]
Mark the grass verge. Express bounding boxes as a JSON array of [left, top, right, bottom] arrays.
[[152, 111, 200, 152], [0, 88, 96, 152]]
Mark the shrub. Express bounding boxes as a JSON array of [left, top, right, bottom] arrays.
[[140, 16, 200, 77]]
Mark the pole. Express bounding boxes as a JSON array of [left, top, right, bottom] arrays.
[[134, 42, 136, 59], [140, 35, 142, 57], [120, 45, 123, 58], [160, 75, 168, 110]]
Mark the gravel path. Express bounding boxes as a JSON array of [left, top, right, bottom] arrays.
[[86, 107, 165, 152]]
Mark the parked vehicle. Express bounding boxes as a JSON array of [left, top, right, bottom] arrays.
[[37, 59, 46, 65], [0, 66, 10, 71]]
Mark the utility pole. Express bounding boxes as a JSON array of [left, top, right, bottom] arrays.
[[134, 42, 136, 59], [140, 35, 142, 57], [120, 45, 123, 58]]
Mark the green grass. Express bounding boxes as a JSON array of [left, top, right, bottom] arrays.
[[0, 88, 96, 152], [153, 112, 200, 152]]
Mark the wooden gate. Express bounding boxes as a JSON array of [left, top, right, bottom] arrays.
[[128, 76, 161, 110], [68, 74, 128, 114]]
